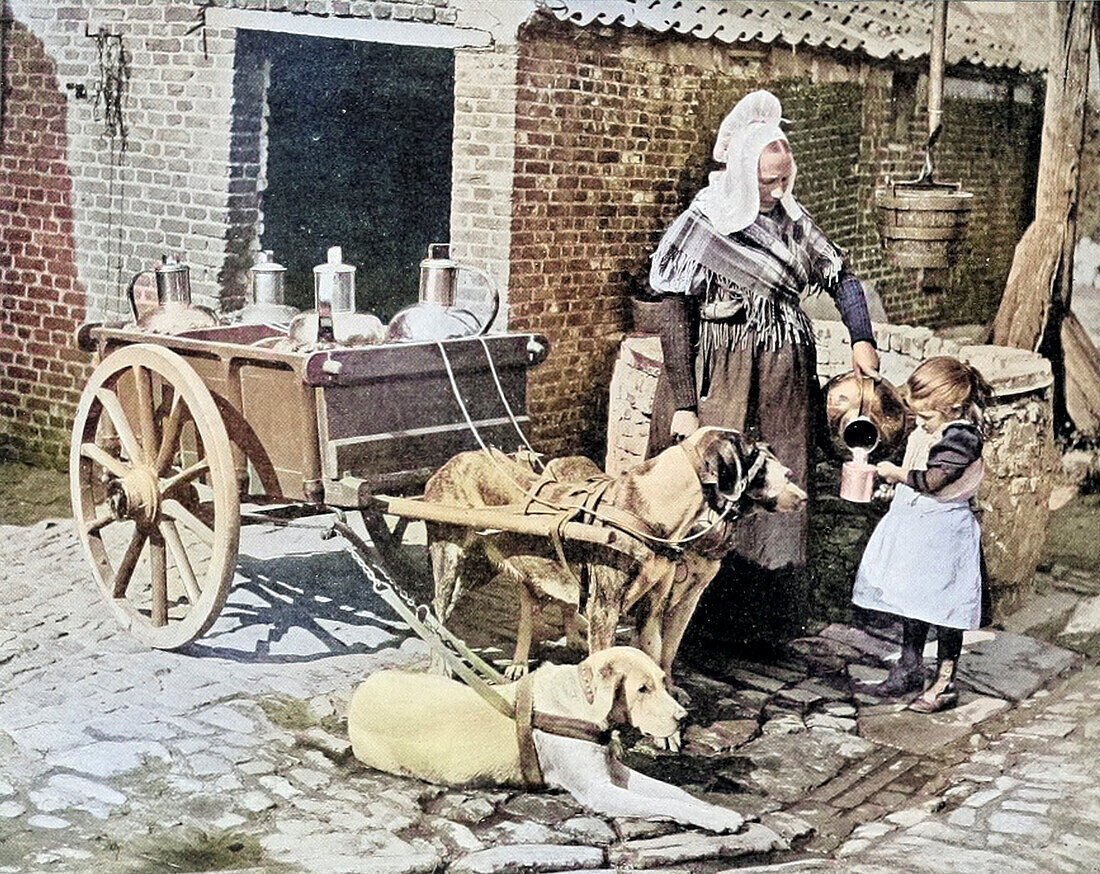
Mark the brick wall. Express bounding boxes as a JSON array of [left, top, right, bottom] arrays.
[[0, 17, 90, 465], [0, 0, 459, 467], [509, 20, 781, 458], [449, 45, 518, 328], [0, 1, 1043, 469], [866, 88, 1041, 326], [510, 17, 1041, 458]]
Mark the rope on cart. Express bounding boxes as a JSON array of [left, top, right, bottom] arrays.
[[476, 335, 541, 466], [435, 340, 490, 454]]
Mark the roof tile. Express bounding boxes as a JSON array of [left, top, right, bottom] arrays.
[[539, 0, 1051, 73]]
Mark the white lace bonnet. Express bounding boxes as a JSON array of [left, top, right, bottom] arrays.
[[695, 90, 803, 235]]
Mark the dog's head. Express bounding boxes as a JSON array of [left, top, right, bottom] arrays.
[[683, 427, 807, 517], [577, 646, 685, 741]]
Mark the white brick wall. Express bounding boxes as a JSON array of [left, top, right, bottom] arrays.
[[8, 1, 239, 319], [450, 44, 517, 327]]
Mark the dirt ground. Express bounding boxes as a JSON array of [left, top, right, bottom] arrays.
[[0, 461, 71, 526]]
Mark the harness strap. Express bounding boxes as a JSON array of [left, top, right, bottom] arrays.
[[531, 712, 610, 745], [514, 674, 544, 787]]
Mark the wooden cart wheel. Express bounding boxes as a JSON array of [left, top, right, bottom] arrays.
[[70, 344, 241, 648]]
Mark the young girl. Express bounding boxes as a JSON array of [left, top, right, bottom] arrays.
[[851, 356, 992, 713]]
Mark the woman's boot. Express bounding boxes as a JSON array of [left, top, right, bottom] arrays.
[[872, 659, 925, 697]]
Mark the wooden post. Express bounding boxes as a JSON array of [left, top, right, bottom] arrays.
[[992, 1, 1092, 351], [928, 1, 947, 143]]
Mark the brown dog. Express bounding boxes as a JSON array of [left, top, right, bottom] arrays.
[[423, 428, 806, 686]]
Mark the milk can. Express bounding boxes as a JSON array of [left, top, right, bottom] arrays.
[[126, 254, 219, 334], [238, 250, 299, 325]]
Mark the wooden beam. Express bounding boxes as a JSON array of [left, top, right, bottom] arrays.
[[992, 1, 1093, 350], [1063, 310, 1100, 435]]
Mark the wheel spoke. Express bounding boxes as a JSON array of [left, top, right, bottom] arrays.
[[161, 498, 214, 547], [95, 388, 143, 464], [74, 345, 241, 649], [162, 459, 210, 495], [83, 509, 116, 535], [111, 527, 147, 598], [155, 392, 184, 476], [160, 519, 201, 604], [80, 442, 131, 480], [150, 531, 167, 626], [132, 365, 157, 465]]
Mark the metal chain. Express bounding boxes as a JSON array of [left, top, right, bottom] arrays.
[[241, 508, 514, 713]]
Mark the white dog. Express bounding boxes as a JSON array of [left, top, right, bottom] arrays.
[[347, 646, 744, 833]]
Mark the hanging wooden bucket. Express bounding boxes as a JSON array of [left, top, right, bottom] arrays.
[[874, 180, 973, 269]]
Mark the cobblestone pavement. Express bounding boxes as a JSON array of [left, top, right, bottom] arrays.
[[1, 515, 1098, 874]]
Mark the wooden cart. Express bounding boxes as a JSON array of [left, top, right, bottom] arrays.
[[70, 321, 551, 649]]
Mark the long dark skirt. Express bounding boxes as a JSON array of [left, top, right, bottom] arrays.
[[697, 336, 818, 570], [648, 333, 820, 651]]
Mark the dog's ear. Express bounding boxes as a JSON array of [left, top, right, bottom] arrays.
[[703, 432, 748, 505], [582, 659, 622, 723]]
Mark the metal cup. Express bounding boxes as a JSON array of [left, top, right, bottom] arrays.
[[313, 246, 356, 314], [250, 250, 287, 306]]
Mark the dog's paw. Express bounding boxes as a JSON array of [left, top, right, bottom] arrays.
[[652, 730, 682, 753], [504, 662, 529, 681]]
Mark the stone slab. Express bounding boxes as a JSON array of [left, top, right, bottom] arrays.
[[958, 631, 1078, 701], [1000, 590, 1080, 637], [449, 844, 604, 874], [1059, 595, 1100, 655], [737, 729, 876, 802], [610, 822, 786, 868], [857, 697, 1010, 755]]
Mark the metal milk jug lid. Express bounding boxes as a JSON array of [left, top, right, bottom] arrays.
[[251, 250, 286, 275], [419, 242, 456, 271], [313, 246, 354, 277], [155, 253, 188, 274]]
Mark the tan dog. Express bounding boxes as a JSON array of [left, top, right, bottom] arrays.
[[424, 427, 807, 685], [347, 646, 745, 832]]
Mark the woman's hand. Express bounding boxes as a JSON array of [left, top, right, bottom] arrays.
[[876, 461, 905, 483], [670, 409, 699, 441], [851, 340, 880, 379]]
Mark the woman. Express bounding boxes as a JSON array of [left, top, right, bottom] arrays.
[[643, 90, 879, 643]]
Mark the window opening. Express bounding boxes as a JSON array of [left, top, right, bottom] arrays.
[[259, 33, 454, 319]]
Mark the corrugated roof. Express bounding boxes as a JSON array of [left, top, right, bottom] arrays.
[[539, 1, 1051, 74]]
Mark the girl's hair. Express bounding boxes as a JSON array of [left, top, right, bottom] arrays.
[[906, 356, 993, 428]]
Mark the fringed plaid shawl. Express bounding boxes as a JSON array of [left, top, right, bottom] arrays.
[[650, 203, 845, 359]]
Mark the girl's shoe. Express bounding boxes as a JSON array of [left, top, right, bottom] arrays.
[[869, 662, 925, 698], [907, 684, 959, 713]]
